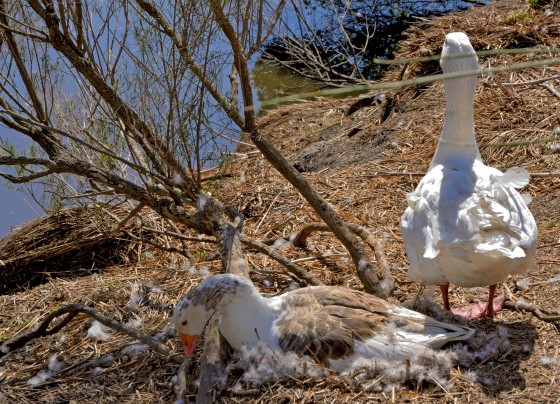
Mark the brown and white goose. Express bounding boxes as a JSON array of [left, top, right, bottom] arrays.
[[173, 274, 474, 371]]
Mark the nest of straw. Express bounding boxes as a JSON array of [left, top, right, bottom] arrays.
[[1, 0, 560, 402], [0, 206, 144, 294]]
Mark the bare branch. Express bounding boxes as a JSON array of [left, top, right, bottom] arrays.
[[0, 303, 182, 362], [111, 203, 145, 231], [220, 215, 250, 277], [503, 300, 560, 323], [352, 171, 559, 178], [240, 234, 323, 286], [175, 358, 193, 403], [292, 222, 329, 247], [25, 0, 198, 195], [0, 2, 48, 123], [347, 223, 394, 296], [0, 156, 53, 166], [142, 227, 216, 243], [247, 0, 286, 57], [541, 82, 560, 100], [291, 221, 393, 294], [209, 0, 384, 297], [123, 229, 191, 258], [0, 167, 64, 183], [499, 74, 560, 87], [132, 0, 243, 128], [195, 313, 230, 404]]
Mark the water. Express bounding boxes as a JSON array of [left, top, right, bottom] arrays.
[[252, 60, 325, 110], [0, 185, 42, 235], [0, 131, 44, 236], [252, 0, 489, 104]]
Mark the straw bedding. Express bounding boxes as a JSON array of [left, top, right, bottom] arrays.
[[1, 0, 560, 402], [0, 207, 146, 294]]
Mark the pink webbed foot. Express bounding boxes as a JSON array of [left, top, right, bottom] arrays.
[[451, 293, 505, 318]]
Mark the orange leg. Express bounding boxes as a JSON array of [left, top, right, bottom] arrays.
[[481, 284, 503, 318], [451, 284, 505, 318], [439, 284, 451, 311]]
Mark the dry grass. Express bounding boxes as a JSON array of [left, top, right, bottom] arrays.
[[0, 206, 147, 294], [1, 0, 560, 402]]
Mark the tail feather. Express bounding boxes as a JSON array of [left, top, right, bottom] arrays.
[[496, 167, 530, 189], [389, 306, 475, 348]]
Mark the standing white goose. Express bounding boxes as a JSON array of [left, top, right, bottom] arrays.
[[400, 32, 538, 318], [173, 274, 474, 371]]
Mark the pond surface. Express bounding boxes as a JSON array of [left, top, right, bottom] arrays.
[[251, 0, 490, 108]]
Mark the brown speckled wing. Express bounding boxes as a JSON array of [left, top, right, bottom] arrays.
[[288, 286, 393, 312], [275, 288, 390, 364]]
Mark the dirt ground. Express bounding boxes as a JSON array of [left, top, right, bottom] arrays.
[[1, 0, 560, 402]]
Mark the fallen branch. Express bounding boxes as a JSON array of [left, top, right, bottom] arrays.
[[123, 229, 191, 257], [254, 192, 281, 233], [350, 172, 425, 178], [195, 313, 231, 404], [196, 213, 251, 403], [240, 234, 324, 286], [503, 299, 560, 323], [174, 358, 193, 403], [351, 171, 559, 178], [532, 172, 560, 177], [347, 223, 394, 296], [0, 306, 79, 357], [291, 222, 394, 295], [0, 303, 182, 363], [292, 222, 329, 247], [142, 227, 217, 243]]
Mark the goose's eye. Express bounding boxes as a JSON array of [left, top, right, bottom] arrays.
[[181, 320, 188, 326]]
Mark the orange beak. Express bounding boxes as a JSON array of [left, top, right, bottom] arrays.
[[179, 333, 199, 358]]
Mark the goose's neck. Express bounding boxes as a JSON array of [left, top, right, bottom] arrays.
[[431, 74, 481, 165], [219, 287, 279, 349], [441, 111, 475, 142]]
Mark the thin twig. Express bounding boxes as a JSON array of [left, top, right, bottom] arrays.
[[112, 203, 145, 231], [351, 171, 560, 178], [142, 227, 217, 243], [123, 229, 191, 257], [254, 192, 281, 233], [240, 234, 323, 286], [262, 57, 560, 108], [0, 303, 182, 362], [498, 74, 560, 87], [541, 82, 560, 100]]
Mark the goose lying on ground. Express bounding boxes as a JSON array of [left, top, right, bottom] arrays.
[[400, 32, 538, 318], [172, 274, 474, 371]]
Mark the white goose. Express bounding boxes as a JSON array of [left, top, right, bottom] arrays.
[[400, 32, 538, 318], [173, 274, 474, 371]]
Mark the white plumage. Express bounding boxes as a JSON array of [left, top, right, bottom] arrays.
[[172, 274, 473, 371], [400, 32, 538, 317]]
